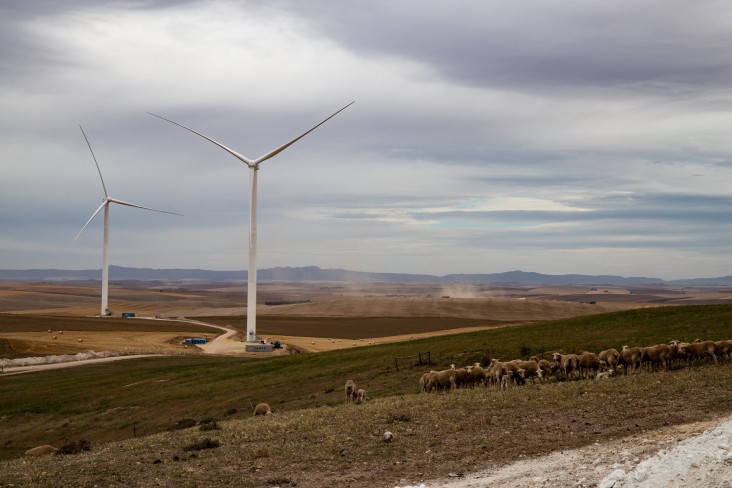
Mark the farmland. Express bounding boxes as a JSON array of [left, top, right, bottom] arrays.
[[2, 281, 732, 486]]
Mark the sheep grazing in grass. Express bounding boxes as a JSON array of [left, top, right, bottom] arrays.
[[469, 363, 486, 387], [25, 445, 58, 456], [344, 379, 357, 403], [680, 340, 718, 366], [354, 388, 369, 404], [641, 343, 671, 372], [419, 371, 434, 392], [253, 402, 272, 416], [578, 351, 601, 379], [429, 368, 458, 392], [552, 352, 580, 380], [599, 348, 620, 371], [619, 345, 642, 374]]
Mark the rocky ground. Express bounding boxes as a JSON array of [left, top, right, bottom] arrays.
[[399, 415, 732, 488]]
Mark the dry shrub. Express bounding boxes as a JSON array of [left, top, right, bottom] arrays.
[[251, 447, 271, 459], [183, 438, 220, 452], [58, 439, 91, 455], [198, 418, 220, 431], [171, 418, 197, 431], [387, 412, 412, 423]]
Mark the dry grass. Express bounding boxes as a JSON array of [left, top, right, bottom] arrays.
[[0, 314, 220, 357], [2, 363, 732, 487]]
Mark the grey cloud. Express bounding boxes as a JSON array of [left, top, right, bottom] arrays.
[[274, 0, 732, 94]]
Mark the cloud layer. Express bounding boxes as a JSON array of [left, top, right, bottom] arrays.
[[2, 0, 731, 279]]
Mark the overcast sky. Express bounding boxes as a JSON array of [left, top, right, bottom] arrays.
[[2, 0, 731, 280]]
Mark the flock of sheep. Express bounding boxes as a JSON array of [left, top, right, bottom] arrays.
[[251, 338, 727, 415], [419, 338, 732, 392]]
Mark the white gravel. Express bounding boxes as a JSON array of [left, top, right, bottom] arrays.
[[599, 416, 732, 488], [395, 415, 732, 488]]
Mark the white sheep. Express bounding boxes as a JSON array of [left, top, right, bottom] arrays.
[[596, 369, 615, 380], [253, 402, 272, 416], [344, 379, 357, 403], [354, 388, 369, 404]]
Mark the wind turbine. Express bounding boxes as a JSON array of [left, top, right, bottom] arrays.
[[149, 101, 354, 342], [74, 125, 182, 317]]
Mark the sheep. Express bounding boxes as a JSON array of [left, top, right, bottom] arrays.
[[354, 388, 369, 404], [714, 340, 732, 361], [619, 345, 642, 374], [469, 363, 486, 387], [599, 348, 620, 371], [669, 340, 690, 367], [509, 359, 544, 384], [536, 359, 559, 382], [427, 368, 458, 392], [578, 351, 601, 379], [487, 360, 513, 390], [485, 359, 526, 389], [552, 352, 580, 380], [596, 369, 615, 380], [25, 445, 59, 456], [483, 359, 498, 388], [679, 340, 718, 366], [345, 379, 357, 403], [641, 343, 671, 372], [419, 371, 433, 392], [253, 402, 272, 416], [454, 365, 473, 389], [500, 368, 519, 391]]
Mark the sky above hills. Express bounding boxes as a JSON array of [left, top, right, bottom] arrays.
[[2, 1, 731, 280]]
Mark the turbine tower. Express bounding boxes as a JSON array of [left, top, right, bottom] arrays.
[[150, 101, 354, 342], [74, 126, 182, 317]]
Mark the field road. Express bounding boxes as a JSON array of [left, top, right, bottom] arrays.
[[1, 317, 285, 375], [2, 354, 155, 375]]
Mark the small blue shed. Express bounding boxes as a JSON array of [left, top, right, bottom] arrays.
[[183, 337, 207, 345]]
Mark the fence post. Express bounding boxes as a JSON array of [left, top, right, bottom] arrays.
[[395, 358, 399, 371]]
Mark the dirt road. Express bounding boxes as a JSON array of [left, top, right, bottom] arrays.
[[400, 415, 732, 488]]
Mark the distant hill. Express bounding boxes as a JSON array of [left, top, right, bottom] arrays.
[[1, 265, 731, 286]]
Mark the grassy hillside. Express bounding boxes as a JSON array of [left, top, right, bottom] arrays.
[[1, 304, 732, 465]]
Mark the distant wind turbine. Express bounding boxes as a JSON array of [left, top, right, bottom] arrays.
[[149, 101, 354, 342], [74, 125, 182, 317]]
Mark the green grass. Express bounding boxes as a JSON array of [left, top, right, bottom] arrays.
[[2, 304, 732, 462]]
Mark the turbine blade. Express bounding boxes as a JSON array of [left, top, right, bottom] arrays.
[[148, 112, 255, 166], [253, 101, 354, 165], [79, 125, 109, 198], [72, 201, 107, 245], [108, 197, 183, 216]]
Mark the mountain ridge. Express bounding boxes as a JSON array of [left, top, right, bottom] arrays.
[[1, 265, 731, 286]]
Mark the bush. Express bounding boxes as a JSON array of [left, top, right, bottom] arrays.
[[184, 438, 220, 452], [58, 439, 91, 455], [171, 418, 197, 431], [199, 418, 220, 431]]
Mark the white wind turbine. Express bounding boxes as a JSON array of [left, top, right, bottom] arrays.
[[149, 101, 354, 342], [74, 125, 182, 317]]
